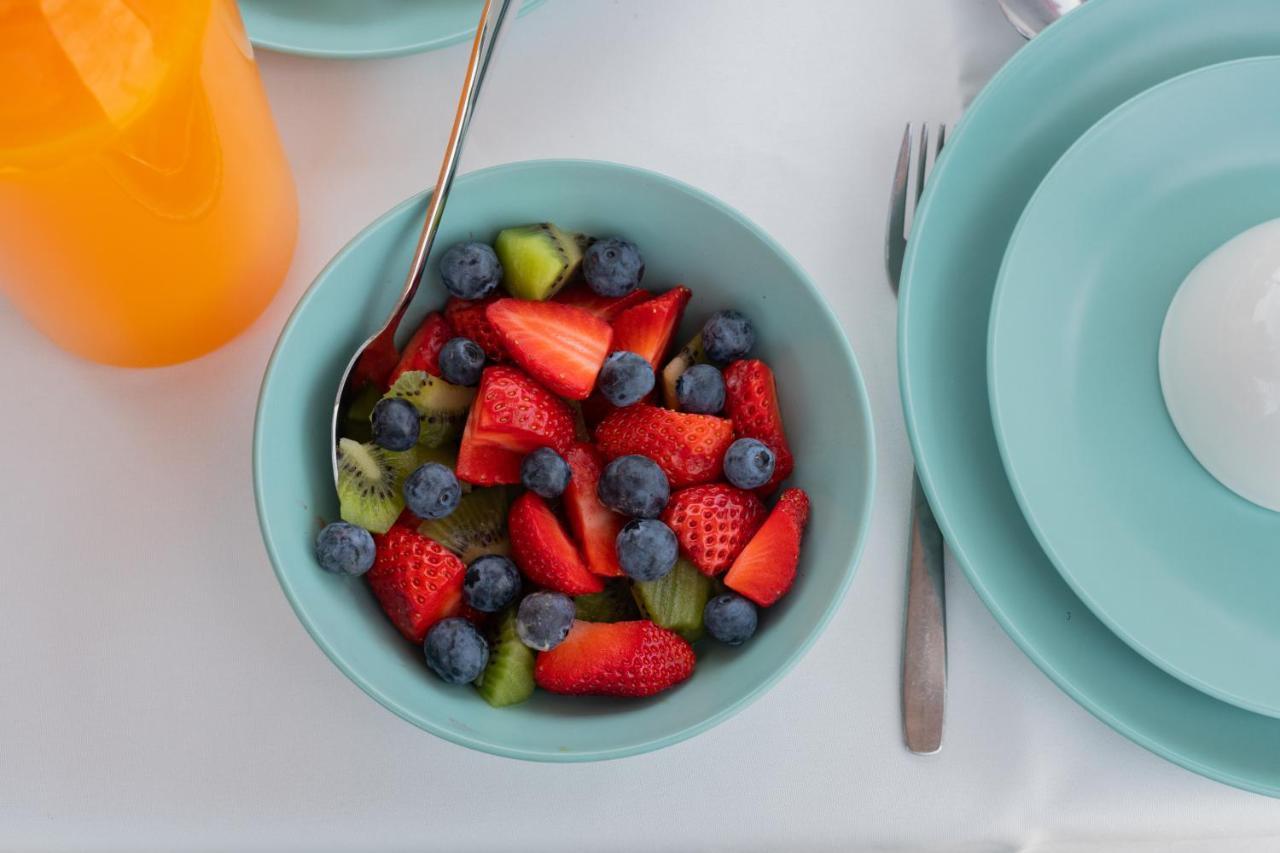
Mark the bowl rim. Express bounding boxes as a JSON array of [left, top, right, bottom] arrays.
[[253, 158, 876, 761]]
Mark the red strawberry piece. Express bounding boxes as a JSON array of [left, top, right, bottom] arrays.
[[609, 285, 691, 369], [445, 295, 507, 362], [562, 442, 626, 577], [389, 311, 453, 383], [367, 526, 467, 643], [663, 484, 767, 575], [350, 330, 400, 391], [473, 365, 575, 454], [724, 488, 810, 606], [578, 391, 618, 430], [508, 492, 604, 595], [486, 299, 613, 400], [723, 359, 794, 493], [555, 282, 652, 322], [594, 403, 735, 488], [534, 620, 695, 697], [456, 402, 523, 485]]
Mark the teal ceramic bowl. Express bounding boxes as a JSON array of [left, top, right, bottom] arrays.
[[989, 58, 1280, 718], [254, 160, 875, 761], [239, 0, 545, 59]]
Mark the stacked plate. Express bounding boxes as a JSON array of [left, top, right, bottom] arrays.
[[900, 0, 1280, 795]]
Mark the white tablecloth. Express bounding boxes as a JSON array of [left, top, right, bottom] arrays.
[[4, 1, 1280, 849]]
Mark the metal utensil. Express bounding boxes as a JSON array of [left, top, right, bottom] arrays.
[[886, 123, 949, 755], [996, 0, 1084, 39], [330, 0, 517, 483]]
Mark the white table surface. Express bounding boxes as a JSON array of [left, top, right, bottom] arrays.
[[4, 1, 1280, 850]]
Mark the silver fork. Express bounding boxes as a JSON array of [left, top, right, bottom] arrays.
[[886, 123, 948, 755]]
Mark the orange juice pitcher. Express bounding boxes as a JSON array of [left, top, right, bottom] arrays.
[[0, 0, 298, 366]]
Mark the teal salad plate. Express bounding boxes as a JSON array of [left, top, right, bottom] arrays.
[[254, 160, 875, 761], [900, 0, 1280, 795], [989, 58, 1280, 719], [239, 0, 545, 59]]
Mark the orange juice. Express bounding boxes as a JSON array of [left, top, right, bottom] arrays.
[[0, 0, 297, 366]]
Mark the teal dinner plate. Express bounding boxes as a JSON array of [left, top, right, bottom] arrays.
[[239, 0, 545, 59], [989, 58, 1280, 718], [254, 160, 875, 761], [900, 0, 1280, 795]]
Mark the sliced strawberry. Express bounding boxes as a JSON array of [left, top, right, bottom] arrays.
[[367, 526, 466, 643], [724, 488, 810, 606], [509, 492, 604, 595], [594, 404, 735, 488], [486, 299, 613, 400], [457, 402, 523, 485], [578, 391, 618, 431], [663, 484, 767, 575], [445, 295, 507, 362], [389, 311, 452, 383], [563, 443, 626, 577], [723, 359, 794, 493], [472, 365, 575, 454], [351, 330, 400, 391], [555, 282, 652, 322], [535, 620, 695, 697], [610, 285, 691, 369]]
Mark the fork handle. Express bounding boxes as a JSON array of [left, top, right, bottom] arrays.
[[902, 471, 946, 754]]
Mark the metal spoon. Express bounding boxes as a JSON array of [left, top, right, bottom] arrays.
[[330, 0, 516, 484], [996, 0, 1084, 39]]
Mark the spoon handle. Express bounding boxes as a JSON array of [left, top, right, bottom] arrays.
[[385, 0, 517, 337]]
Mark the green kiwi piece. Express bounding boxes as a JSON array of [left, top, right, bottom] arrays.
[[475, 607, 535, 707], [417, 487, 510, 563], [336, 438, 424, 534], [342, 384, 382, 442], [494, 223, 585, 301], [574, 579, 641, 623], [632, 558, 712, 642], [568, 230, 595, 253], [661, 333, 707, 409], [383, 370, 474, 448]]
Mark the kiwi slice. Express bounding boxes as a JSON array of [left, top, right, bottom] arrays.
[[475, 607, 535, 707], [417, 486, 510, 562], [661, 333, 707, 409], [383, 370, 475, 448], [494, 223, 585, 300], [574, 579, 641, 623], [632, 558, 712, 642], [342, 384, 382, 442], [336, 438, 424, 534], [568, 230, 595, 253]]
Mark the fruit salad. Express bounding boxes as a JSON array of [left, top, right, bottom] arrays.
[[313, 223, 811, 707]]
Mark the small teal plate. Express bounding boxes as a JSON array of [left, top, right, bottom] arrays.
[[901, 0, 1280, 796], [254, 160, 875, 761], [989, 58, 1280, 718], [239, 0, 545, 59]]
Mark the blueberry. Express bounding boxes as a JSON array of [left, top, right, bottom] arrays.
[[597, 455, 670, 518], [370, 397, 420, 451], [723, 438, 776, 490], [675, 363, 725, 414], [463, 555, 522, 612], [516, 591, 576, 651], [439, 241, 502, 300], [439, 337, 485, 387], [701, 310, 755, 363], [403, 462, 461, 520], [424, 617, 490, 683], [598, 351, 655, 407], [703, 594, 758, 645], [521, 447, 571, 499], [583, 237, 644, 297], [315, 521, 376, 576], [615, 519, 678, 581]]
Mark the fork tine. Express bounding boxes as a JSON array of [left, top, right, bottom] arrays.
[[913, 123, 929, 212], [885, 123, 912, 291]]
